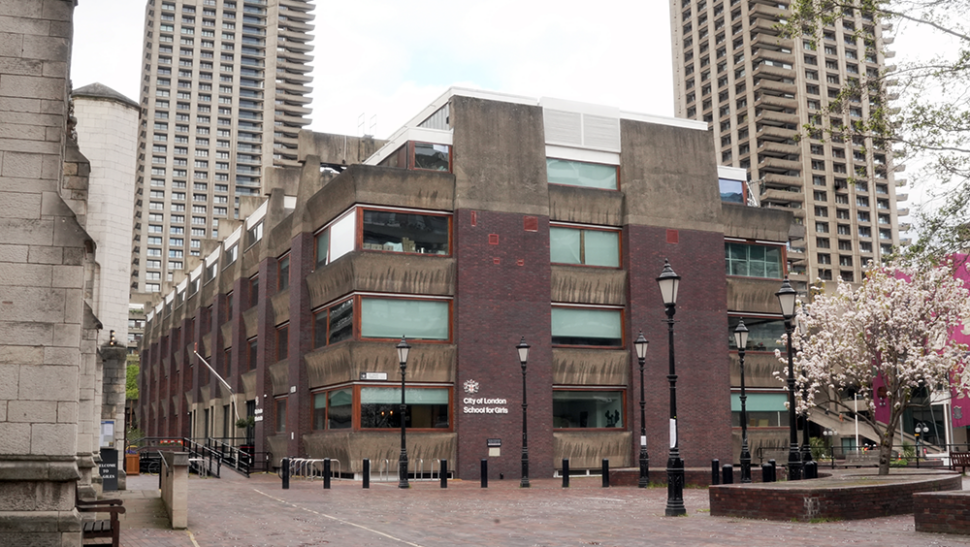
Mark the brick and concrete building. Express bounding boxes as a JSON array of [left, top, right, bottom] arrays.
[[130, 0, 315, 298], [137, 89, 797, 480], [670, 0, 908, 294]]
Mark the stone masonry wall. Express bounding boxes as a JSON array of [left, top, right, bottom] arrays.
[[0, 1, 89, 545]]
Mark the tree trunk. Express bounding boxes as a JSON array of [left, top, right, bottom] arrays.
[[878, 437, 892, 475]]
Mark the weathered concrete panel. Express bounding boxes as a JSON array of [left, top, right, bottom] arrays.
[[549, 185, 625, 227], [304, 342, 455, 389], [620, 119, 721, 232], [552, 349, 629, 386], [553, 430, 632, 469], [451, 95, 548, 216], [550, 266, 626, 306], [303, 430, 456, 475], [726, 277, 787, 315], [306, 252, 455, 309]]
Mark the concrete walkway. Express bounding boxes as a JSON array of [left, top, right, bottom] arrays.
[[106, 471, 970, 547]]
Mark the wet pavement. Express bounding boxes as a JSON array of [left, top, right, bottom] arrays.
[[111, 470, 970, 547]]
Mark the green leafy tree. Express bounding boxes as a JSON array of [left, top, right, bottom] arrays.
[[126, 364, 139, 401], [781, 0, 970, 258]]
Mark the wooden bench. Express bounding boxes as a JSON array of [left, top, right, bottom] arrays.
[[76, 493, 125, 546], [952, 452, 970, 474]]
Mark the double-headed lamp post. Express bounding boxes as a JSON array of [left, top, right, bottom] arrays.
[[657, 259, 685, 516], [635, 332, 650, 488], [775, 279, 802, 481], [734, 319, 751, 483], [396, 336, 411, 489], [517, 338, 531, 488]]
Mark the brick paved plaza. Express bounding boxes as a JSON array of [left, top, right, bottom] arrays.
[[115, 472, 970, 547]]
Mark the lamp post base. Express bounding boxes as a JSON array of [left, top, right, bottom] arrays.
[[638, 448, 650, 488], [664, 450, 686, 516], [788, 444, 802, 481], [398, 452, 409, 489], [740, 442, 752, 484]]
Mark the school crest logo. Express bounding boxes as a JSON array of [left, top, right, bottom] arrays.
[[463, 379, 480, 394]]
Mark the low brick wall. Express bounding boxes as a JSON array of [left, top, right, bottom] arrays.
[[710, 472, 962, 522], [610, 466, 765, 487], [914, 490, 970, 534]]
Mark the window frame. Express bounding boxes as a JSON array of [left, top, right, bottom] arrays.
[[550, 304, 624, 349], [552, 388, 626, 430], [546, 157, 620, 191], [724, 240, 787, 280], [277, 252, 290, 291], [359, 206, 453, 257], [311, 384, 454, 432], [311, 294, 454, 350], [549, 222, 622, 269]]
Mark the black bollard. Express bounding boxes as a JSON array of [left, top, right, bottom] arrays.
[[481, 459, 488, 488], [805, 461, 817, 479], [562, 459, 570, 488], [761, 462, 772, 483], [722, 464, 734, 484], [601, 459, 610, 488], [363, 459, 370, 489], [711, 459, 720, 485], [440, 459, 448, 488], [282, 457, 290, 489], [323, 458, 331, 489], [768, 459, 777, 482]]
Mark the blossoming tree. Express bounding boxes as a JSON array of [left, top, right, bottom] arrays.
[[784, 258, 970, 475]]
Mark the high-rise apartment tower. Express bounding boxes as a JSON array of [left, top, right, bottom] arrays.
[[670, 0, 908, 291], [132, 0, 314, 296]]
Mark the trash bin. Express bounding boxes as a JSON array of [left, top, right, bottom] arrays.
[[126, 453, 140, 475]]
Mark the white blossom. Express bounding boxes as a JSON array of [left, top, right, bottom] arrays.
[[778, 258, 970, 475]]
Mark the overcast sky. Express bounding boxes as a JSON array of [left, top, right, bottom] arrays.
[[71, 0, 675, 139]]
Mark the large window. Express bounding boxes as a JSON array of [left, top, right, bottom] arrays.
[[377, 141, 451, 172], [725, 242, 783, 278], [314, 210, 356, 268], [553, 390, 624, 428], [547, 158, 618, 190], [550, 226, 619, 267], [278, 254, 289, 290], [731, 393, 787, 426], [361, 297, 449, 341], [275, 398, 286, 432], [728, 316, 785, 351], [312, 295, 451, 348], [313, 299, 354, 349], [362, 210, 449, 255], [551, 306, 622, 347], [719, 178, 744, 203], [360, 387, 450, 429]]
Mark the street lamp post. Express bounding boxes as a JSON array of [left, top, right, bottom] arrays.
[[396, 337, 411, 489], [776, 279, 802, 481], [734, 319, 751, 483], [635, 332, 650, 488], [915, 422, 929, 469], [657, 259, 685, 516], [517, 338, 531, 488]]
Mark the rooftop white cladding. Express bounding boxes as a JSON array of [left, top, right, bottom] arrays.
[[718, 165, 748, 182], [223, 225, 242, 249], [364, 87, 710, 166], [540, 97, 621, 153]]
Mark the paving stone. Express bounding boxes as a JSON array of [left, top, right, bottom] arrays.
[[110, 471, 970, 547]]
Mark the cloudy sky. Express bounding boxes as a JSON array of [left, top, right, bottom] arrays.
[[71, 0, 675, 139]]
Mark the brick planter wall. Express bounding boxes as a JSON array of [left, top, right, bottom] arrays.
[[710, 473, 962, 521], [914, 491, 970, 534]]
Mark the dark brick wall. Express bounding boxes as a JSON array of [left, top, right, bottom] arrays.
[[625, 225, 732, 470], [285, 232, 314, 457], [914, 490, 970, 534], [455, 208, 554, 481], [711, 474, 962, 521]]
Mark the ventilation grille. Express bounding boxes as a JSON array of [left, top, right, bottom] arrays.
[[543, 109, 620, 152]]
